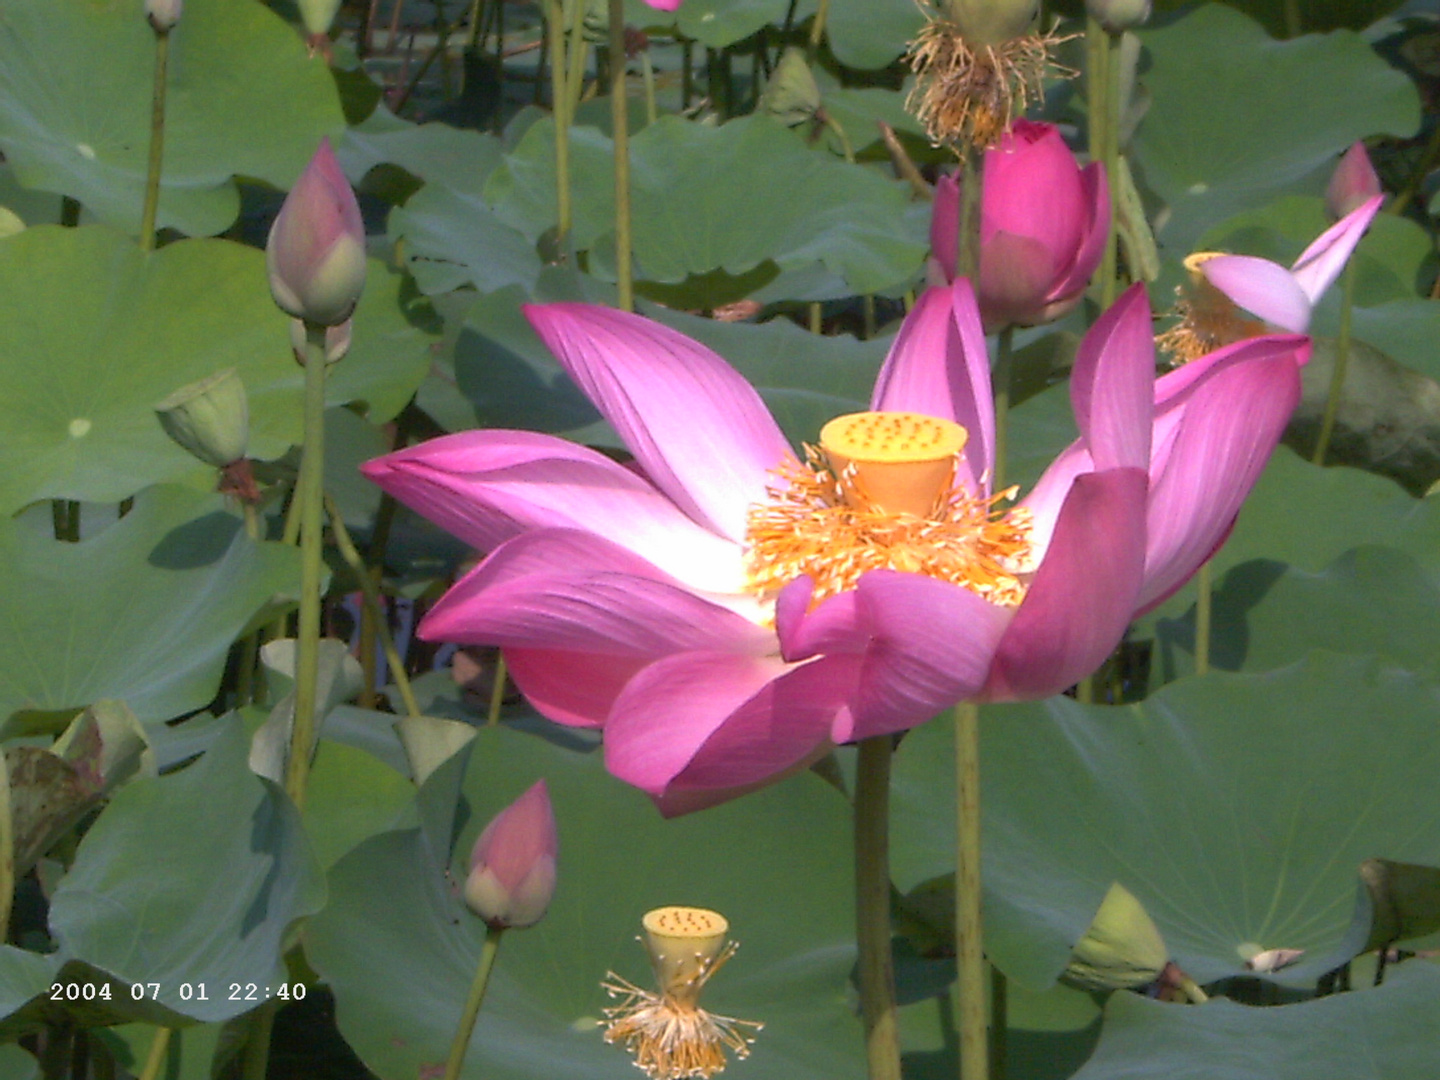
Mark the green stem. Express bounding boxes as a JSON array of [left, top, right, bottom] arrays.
[[140, 28, 170, 252], [641, 51, 658, 127], [1392, 122, 1440, 216], [284, 322, 330, 812], [443, 925, 505, 1080], [564, 0, 590, 124], [956, 147, 982, 281], [854, 736, 902, 1080], [51, 501, 79, 543], [807, 0, 830, 58], [137, 1029, 171, 1080], [989, 966, 1007, 1080], [240, 1003, 276, 1080], [1282, 0, 1302, 38], [325, 494, 422, 718], [466, 0, 486, 52], [1194, 561, 1211, 677], [547, 0, 572, 246], [808, 302, 823, 334], [1311, 258, 1357, 466], [992, 326, 1014, 496], [1099, 31, 1121, 308], [487, 654, 508, 725], [608, 0, 633, 312], [954, 701, 987, 1080]]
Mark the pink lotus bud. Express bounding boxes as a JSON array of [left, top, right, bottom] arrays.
[[640, 0, 682, 9], [1326, 142, 1382, 221], [972, 121, 1110, 332], [463, 780, 557, 929], [266, 138, 366, 327], [145, 0, 182, 31]]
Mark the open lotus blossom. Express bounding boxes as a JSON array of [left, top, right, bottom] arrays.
[[1162, 194, 1381, 362], [930, 121, 1109, 332], [362, 282, 1308, 812]]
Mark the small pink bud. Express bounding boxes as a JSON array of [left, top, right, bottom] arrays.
[[463, 780, 557, 929], [266, 138, 366, 327], [1326, 142, 1382, 220]]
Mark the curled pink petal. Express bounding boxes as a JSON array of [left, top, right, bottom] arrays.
[[1202, 254, 1315, 333], [1070, 283, 1154, 471], [775, 578, 868, 661], [1327, 143, 1382, 220], [984, 468, 1148, 701], [503, 647, 646, 729], [525, 303, 791, 543], [930, 173, 960, 282], [362, 430, 744, 593], [1289, 194, 1382, 305]]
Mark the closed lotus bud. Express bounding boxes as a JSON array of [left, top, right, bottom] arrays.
[[1326, 141, 1382, 221], [463, 780, 557, 929], [1062, 882, 1169, 992], [266, 138, 366, 327], [1085, 0, 1149, 33], [944, 0, 1039, 45], [297, 0, 342, 37], [761, 48, 822, 128], [145, 0, 182, 32], [155, 368, 249, 468]]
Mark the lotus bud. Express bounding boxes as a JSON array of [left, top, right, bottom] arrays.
[[1327, 142, 1382, 221], [290, 316, 353, 365], [1085, 0, 1149, 33], [266, 138, 366, 328], [463, 780, 557, 930], [761, 48, 822, 128], [1062, 882, 1169, 992], [155, 368, 249, 468], [145, 0, 182, 32], [944, 0, 1039, 45], [297, 0, 342, 38]]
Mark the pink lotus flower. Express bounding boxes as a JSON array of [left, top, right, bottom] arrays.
[[1197, 194, 1382, 337], [266, 138, 367, 327], [363, 283, 1307, 812], [931, 121, 1109, 333], [641, 0, 682, 9], [463, 780, 557, 929], [1326, 142, 1382, 221]]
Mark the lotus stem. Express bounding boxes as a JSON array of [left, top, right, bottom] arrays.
[[240, 1003, 277, 1080], [325, 494, 422, 718], [854, 736, 902, 1080], [1194, 561, 1211, 676], [992, 326, 1014, 495], [641, 50, 658, 127], [1098, 27, 1122, 309], [954, 701, 987, 1080], [956, 146, 981, 281], [140, 27, 170, 252], [284, 321, 330, 811], [547, 0, 572, 245], [137, 1028, 172, 1080], [51, 500, 79, 542], [989, 966, 1007, 1080], [487, 654, 508, 725], [609, 0, 634, 311], [565, 0, 590, 124], [443, 925, 505, 1080], [1311, 258, 1357, 465], [807, 0, 830, 58]]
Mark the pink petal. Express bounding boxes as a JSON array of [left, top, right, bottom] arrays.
[[930, 173, 960, 283], [503, 647, 646, 729], [1046, 162, 1111, 303], [774, 577, 868, 661], [1326, 144, 1382, 220], [524, 303, 792, 543], [418, 529, 773, 657], [983, 467, 1148, 701], [1137, 352, 1303, 611], [870, 279, 994, 491], [978, 230, 1062, 330], [1290, 193, 1382, 305], [1020, 441, 1095, 557], [362, 430, 744, 593], [1069, 283, 1154, 471], [982, 122, 1086, 262], [1201, 255, 1314, 333], [846, 570, 1015, 739], [603, 652, 856, 808], [640, 0, 681, 9]]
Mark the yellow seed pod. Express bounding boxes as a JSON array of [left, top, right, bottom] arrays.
[[820, 411, 968, 518]]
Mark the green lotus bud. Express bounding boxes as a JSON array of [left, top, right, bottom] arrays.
[[943, 0, 1039, 46], [297, 0, 342, 37], [761, 48, 822, 128], [145, 0, 182, 32], [1085, 0, 1150, 34], [154, 368, 249, 468], [1062, 882, 1168, 992]]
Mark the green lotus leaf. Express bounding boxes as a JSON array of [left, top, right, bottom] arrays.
[[1135, 3, 1419, 254], [0, 0, 342, 237], [675, 0, 792, 48], [1070, 961, 1440, 1080], [47, 721, 325, 1023], [826, 0, 923, 71], [390, 184, 545, 296], [0, 485, 300, 731], [307, 724, 865, 1080], [338, 111, 505, 197], [0, 227, 427, 514], [891, 655, 1440, 988]]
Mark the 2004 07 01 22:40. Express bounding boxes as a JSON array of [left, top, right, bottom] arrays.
[[48, 981, 307, 1002]]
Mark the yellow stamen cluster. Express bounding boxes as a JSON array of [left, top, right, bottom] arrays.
[[744, 446, 1035, 609], [601, 907, 762, 1080], [906, 22, 1074, 149], [1157, 252, 1268, 366]]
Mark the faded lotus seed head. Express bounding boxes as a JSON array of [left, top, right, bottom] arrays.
[[820, 411, 968, 518]]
